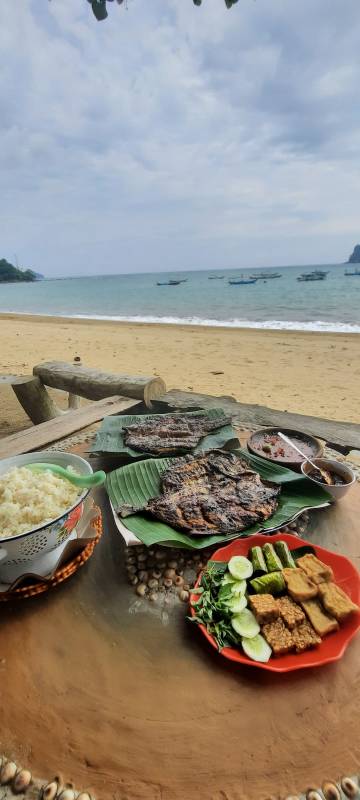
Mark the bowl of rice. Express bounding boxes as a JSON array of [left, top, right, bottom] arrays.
[[0, 451, 93, 582]]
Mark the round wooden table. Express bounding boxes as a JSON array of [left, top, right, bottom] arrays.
[[1, 451, 360, 800]]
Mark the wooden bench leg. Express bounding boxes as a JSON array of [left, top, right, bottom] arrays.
[[11, 376, 64, 424]]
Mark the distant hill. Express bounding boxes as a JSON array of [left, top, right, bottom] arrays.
[[0, 258, 37, 283], [348, 244, 360, 264], [33, 271, 44, 280]]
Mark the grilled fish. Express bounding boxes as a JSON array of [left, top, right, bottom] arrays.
[[146, 451, 280, 535], [123, 412, 232, 455]]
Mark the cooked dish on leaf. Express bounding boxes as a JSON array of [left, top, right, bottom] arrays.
[[123, 412, 232, 455], [146, 451, 281, 536]]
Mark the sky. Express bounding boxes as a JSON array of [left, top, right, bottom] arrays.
[[0, 0, 360, 277]]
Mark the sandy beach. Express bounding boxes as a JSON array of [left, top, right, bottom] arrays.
[[0, 313, 358, 436]]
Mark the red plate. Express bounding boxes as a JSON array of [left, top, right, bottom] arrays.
[[190, 532, 360, 672]]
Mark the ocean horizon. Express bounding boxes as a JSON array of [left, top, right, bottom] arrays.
[[1, 263, 359, 334]]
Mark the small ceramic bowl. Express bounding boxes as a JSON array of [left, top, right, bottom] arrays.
[[0, 451, 93, 582], [301, 458, 356, 501]]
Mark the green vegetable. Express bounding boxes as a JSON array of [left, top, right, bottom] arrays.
[[231, 609, 260, 638], [225, 595, 247, 614], [189, 566, 246, 650], [249, 545, 268, 576], [218, 583, 234, 602], [221, 572, 237, 585], [274, 540, 296, 568], [250, 571, 285, 595], [241, 634, 272, 663], [228, 556, 253, 580], [263, 543, 283, 572], [230, 579, 246, 596], [291, 545, 316, 560], [262, 444, 272, 454]]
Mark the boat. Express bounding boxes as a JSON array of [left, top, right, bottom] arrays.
[[156, 280, 182, 286], [312, 270, 329, 277], [228, 277, 257, 285], [208, 275, 225, 280], [297, 271, 327, 282], [249, 271, 282, 279], [345, 267, 360, 276]]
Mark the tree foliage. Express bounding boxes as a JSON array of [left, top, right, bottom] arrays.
[[86, 0, 238, 22], [0, 258, 37, 283]]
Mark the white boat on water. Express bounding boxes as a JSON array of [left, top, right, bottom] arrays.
[[249, 271, 282, 279], [297, 271, 327, 282], [228, 276, 257, 285]]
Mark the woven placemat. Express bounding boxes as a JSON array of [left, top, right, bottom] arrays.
[[0, 510, 102, 602]]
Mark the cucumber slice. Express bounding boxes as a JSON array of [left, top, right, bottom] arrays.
[[221, 573, 237, 585], [228, 556, 253, 581], [231, 609, 260, 638], [225, 594, 247, 614], [241, 634, 272, 663], [230, 579, 246, 596]]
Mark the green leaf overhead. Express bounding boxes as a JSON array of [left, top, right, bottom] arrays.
[[86, 0, 239, 21], [106, 449, 331, 550]]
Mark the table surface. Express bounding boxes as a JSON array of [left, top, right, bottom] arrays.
[[1, 445, 360, 800]]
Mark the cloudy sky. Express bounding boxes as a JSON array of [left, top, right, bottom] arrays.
[[1, 0, 360, 277]]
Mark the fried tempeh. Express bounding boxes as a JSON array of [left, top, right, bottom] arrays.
[[282, 568, 318, 602], [277, 595, 305, 629], [301, 599, 339, 637], [248, 594, 279, 625], [296, 554, 334, 584], [291, 619, 321, 653], [262, 618, 294, 655], [318, 582, 360, 622]]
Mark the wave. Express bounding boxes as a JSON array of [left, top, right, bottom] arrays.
[[1, 309, 360, 333]]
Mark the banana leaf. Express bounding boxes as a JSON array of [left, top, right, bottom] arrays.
[[106, 448, 331, 550], [92, 408, 238, 459]]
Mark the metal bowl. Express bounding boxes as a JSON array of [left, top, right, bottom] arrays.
[[0, 451, 93, 581]]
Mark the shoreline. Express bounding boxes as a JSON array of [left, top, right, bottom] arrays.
[[0, 313, 358, 437], [0, 311, 359, 336]]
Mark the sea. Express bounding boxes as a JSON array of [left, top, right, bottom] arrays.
[[1, 263, 359, 333]]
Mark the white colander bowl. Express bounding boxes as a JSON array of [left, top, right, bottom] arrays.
[[0, 451, 93, 582]]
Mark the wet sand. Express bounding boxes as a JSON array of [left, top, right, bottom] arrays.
[[0, 313, 358, 438]]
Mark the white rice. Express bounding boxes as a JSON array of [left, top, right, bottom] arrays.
[[0, 466, 81, 539]]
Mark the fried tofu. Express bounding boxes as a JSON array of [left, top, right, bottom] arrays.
[[283, 568, 318, 602], [291, 619, 321, 653], [296, 554, 334, 584], [301, 599, 339, 637], [262, 618, 294, 655], [318, 582, 360, 622], [248, 594, 279, 625], [277, 595, 305, 629]]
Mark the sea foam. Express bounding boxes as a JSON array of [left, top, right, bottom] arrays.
[[2, 310, 360, 333]]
